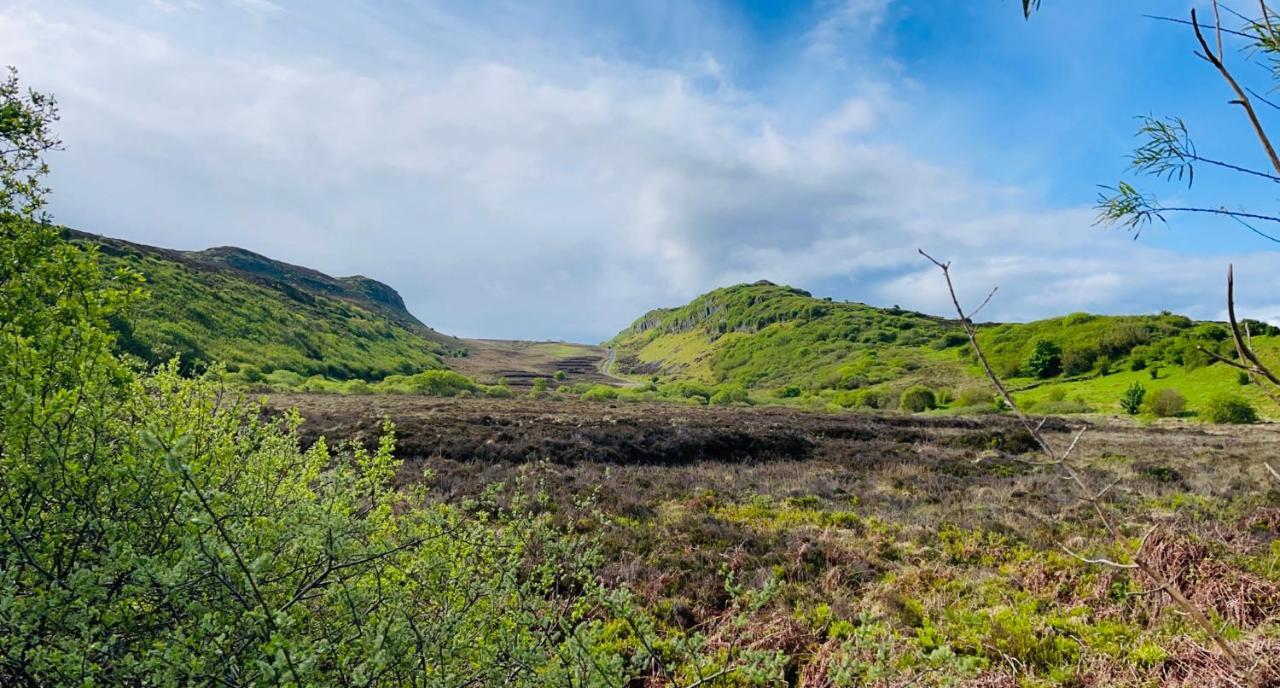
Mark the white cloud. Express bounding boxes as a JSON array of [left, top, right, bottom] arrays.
[[2, 0, 1278, 341]]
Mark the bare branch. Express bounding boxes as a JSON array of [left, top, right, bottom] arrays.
[[1143, 14, 1255, 39], [1192, 8, 1280, 177], [1061, 545, 1139, 570], [1227, 265, 1280, 386]]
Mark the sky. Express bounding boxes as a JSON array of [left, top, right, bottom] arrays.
[[4, 0, 1280, 341]]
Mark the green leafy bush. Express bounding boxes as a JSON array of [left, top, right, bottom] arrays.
[[1120, 382, 1145, 415], [1202, 394, 1258, 424], [1025, 340, 1063, 379], [1145, 388, 1186, 418], [404, 369, 482, 396], [581, 385, 620, 401], [710, 385, 750, 405], [900, 385, 937, 413]]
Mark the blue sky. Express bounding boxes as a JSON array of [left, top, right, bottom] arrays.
[[4, 0, 1280, 341]]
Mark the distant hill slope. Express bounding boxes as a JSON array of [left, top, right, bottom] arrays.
[[71, 230, 459, 380], [607, 281, 1280, 414]]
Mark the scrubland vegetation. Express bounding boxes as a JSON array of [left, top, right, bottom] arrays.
[[7, 0, 1280, 682], [605, 281, 1278, 422]]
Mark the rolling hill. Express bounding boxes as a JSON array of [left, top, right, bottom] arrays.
[[71, 230, 617, 388], [72, 230, 460, 381], [606, 280, 1280, 416]]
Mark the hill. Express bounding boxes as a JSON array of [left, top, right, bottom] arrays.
[[70, 230, 623, 389], [71, 230, 460, 381], [607, 280, 1280, 416]]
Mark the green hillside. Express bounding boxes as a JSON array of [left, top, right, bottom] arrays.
[[607, 281, 1280, 417], [72, 230, 459, 381]]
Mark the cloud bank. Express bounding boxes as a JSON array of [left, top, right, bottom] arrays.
[[3, 0, 1279, 340]]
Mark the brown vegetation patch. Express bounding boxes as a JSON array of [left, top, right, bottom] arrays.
[[1142, 529, 1280, 628]]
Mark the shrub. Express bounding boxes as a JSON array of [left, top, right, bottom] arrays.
[[935, 332, 969, 349], [553, 370, 567, 381], [776, 385, 803, 399], [710, 385, 749, 405], [405, 370, 481, 396], [956, 387, 992, 408], [486, 383, 514, 398], [1061, 346, 1097, 376], [857, 389, 889, 409], [1202, 394, 1258, 424], [1025, 340, 1062, 379], [581, 385, 620, 401], [1145, 388, 1185, 418], [899, 385, 937, 413], [1120, 382, 1145, 415]]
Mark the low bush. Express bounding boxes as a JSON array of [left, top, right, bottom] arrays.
[[404, 370, 482, 396], [1145, 388, 1186, 418], [956, 387, 993, 407], [710, 385, 750, 405], [1202, 394, 1258, 424], [581, 385, 620, 401], [900, 385, 937, 413]]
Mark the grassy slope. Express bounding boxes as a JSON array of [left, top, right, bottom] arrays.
[[608, 281, 1280, 417], [79, 232, 452, 381]]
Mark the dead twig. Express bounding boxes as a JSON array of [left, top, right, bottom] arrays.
[[919, 249, 1245, 671]]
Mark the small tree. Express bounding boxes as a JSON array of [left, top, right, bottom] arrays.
[[1120, 381, 1146, 415], [1025, 339, 1062, 379]]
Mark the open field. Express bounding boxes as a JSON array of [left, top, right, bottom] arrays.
[[272, 393, 1280, 686], [449, 339, 626, 388]]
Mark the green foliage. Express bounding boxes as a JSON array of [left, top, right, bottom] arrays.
[[606, 282, 1253, 416], [581, 385, 620, 401], [92, 245, 448, 381], [1120, 381, 1146, 415], [1202, 394, 1258, 424], [900, 385, 937, 413], [553, 370, 567, 381], [1025, 340, 1063, 379], [776, 384, 803, 398], [710, 384, 749, 405], [402, 369, 482, 396], [1145, 388, 1186, 418]]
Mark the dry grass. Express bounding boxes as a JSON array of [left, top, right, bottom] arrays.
[[271, 393, 1280, 685]]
